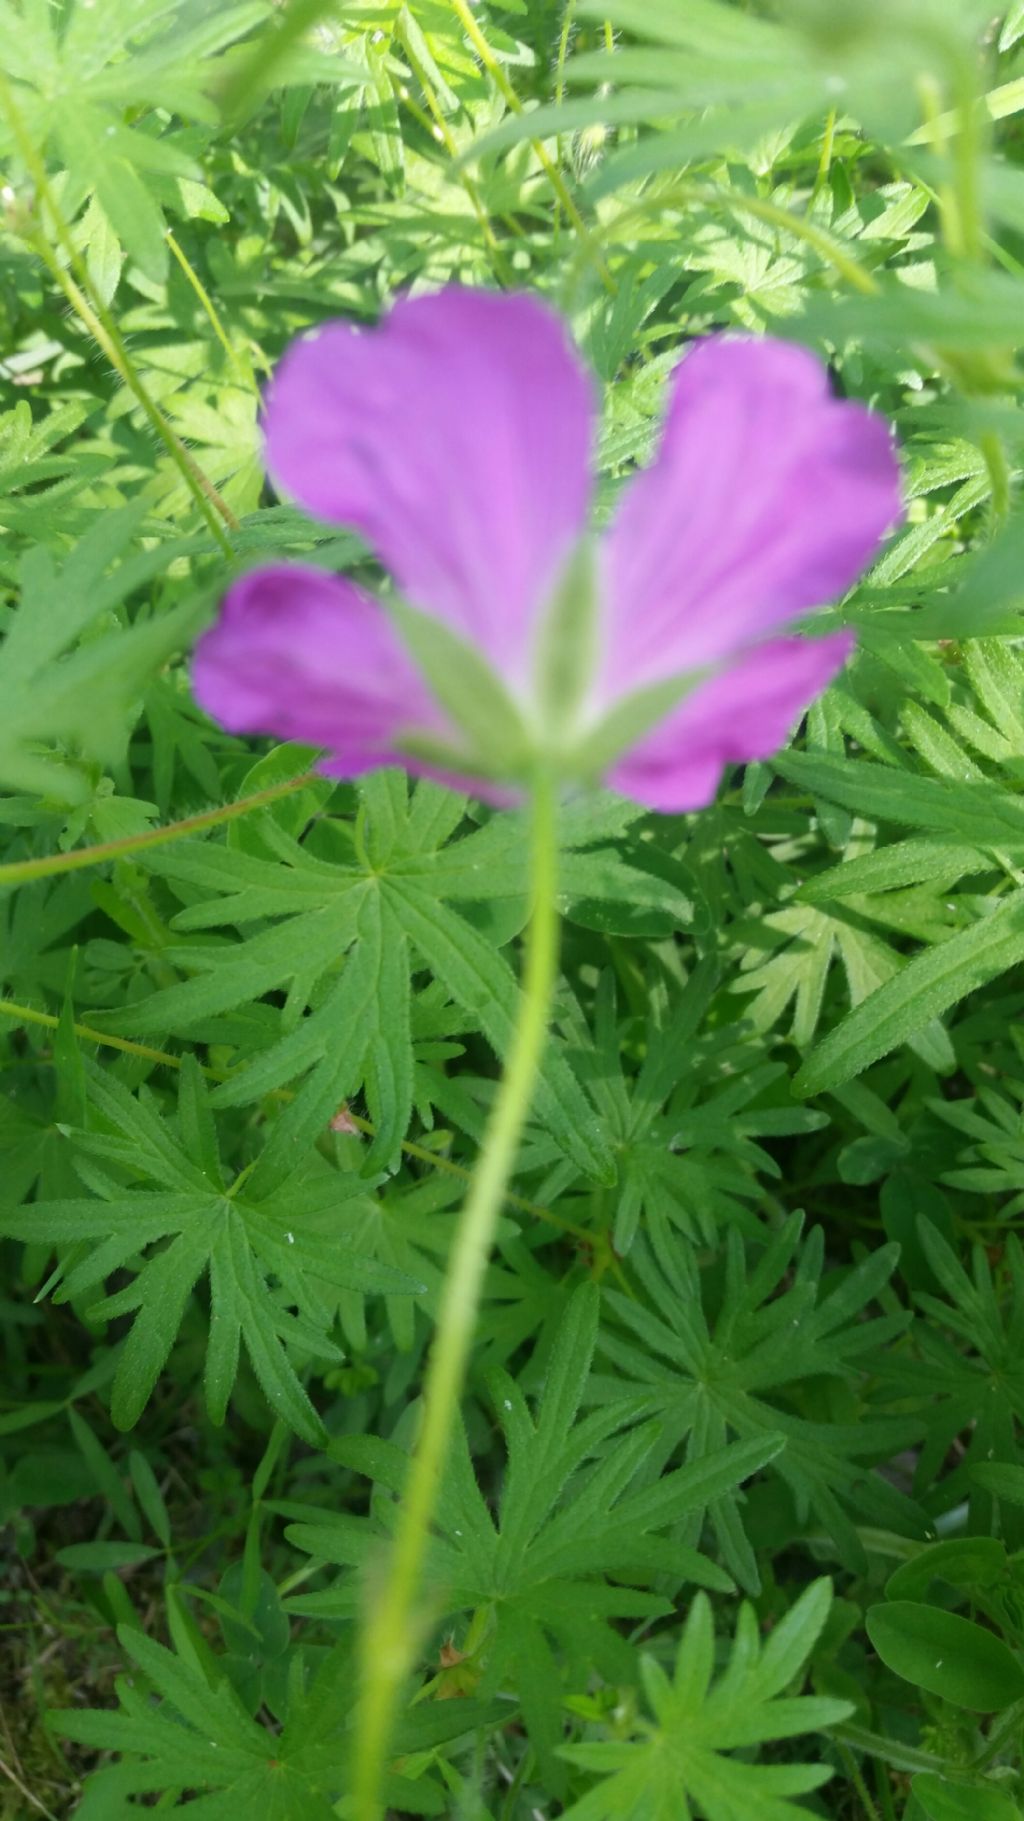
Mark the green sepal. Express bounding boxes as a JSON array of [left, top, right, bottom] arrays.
[[533, 538, 600, 735], [570, 663, 712, 783], [387, 595, 531, 777]]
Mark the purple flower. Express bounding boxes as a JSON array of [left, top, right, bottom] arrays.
[[192, 288, 901, 811]]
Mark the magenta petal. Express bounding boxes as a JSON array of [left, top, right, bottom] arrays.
[[607, 630, 853, 813], [602, 337, 901, 697], [261, 289, 595, 686], [191, 564, 446, 777]]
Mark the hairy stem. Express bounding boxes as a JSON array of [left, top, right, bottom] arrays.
[[0, 70, 238, 552], [351, 769, 561, 1820], [166, 229, 254, 383], [0, 776, 315, 886], [0, 987, 598, 1246], [447, 0, 616, 294]]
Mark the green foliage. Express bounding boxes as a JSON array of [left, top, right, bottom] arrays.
[[0, 1054, 424, 1442], [5, 0, 1024, 1815], [559, 1578, 848, 1821], [285, 1287, 780, 1792]]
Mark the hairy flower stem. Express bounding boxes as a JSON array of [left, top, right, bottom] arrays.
[[352, 769, 561, 1821], [0, 776, 315, 886], [447, 0, 615, 295], [166, 230, 254, 384], [0, 995, 600, 1248], [0, 69, 238, 554]]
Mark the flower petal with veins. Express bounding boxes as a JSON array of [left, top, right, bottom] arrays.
[[608, 631, 854, 814], [192, 292, 902, 814], [192, 564, 447, 778], [601, 337, 899, 701], [262, 289, 595, 689]]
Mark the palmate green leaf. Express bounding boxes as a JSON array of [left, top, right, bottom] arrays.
[[559, 1578, 848, 1821], [798, 838, 991, 902], [557, 966, 823, 1253], [922, 1071, 1024, 1205], [776, 752, 1024, 849], [1, 873, 96, 1015], [794, 890, 1024, 1096], [387, 877, 612, 1182], [771, 711, 1024, 1089], [467, 0, 824, 180], [156, 386, 263, 520], [116, 773, 623, 1181], [0, 1057, 421, 1440], [568, 0, 988, 200], [286, 1287, 774, 1790], [235, 886, 411, 1191], [57, 108, 179, 283], [730, 897, 954, 1069], [0, 396, 101, 528], [0, 1093, 66, 1211], [61, 1620, 501, 1817], [595, 1222, 922, 1587], [2, 0, 267, 284], [0, 505, 206, 801], [875, 1229, 1024, 1524]]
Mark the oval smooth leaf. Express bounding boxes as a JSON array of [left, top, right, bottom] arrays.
[[867, 1601, 1024, 1711], [913, 1771, 1024, 1821], [55, 1542, 162, 1572], [887, 1538, 1007, 1602]]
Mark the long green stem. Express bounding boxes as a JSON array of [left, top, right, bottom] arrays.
[[0, 775, 314, 887], [562, 181, 879, 304], [0, 988, 591, 1245], [0, 69, 238, 553], [835, 1742, 883, 1821], [352, 771, 561, 1820], [166, 229, 254, 384], [391, 26, 515, 289], [555, 1, 577, 107], [447, 0, 616, 295], [216, 0, 341, 119]]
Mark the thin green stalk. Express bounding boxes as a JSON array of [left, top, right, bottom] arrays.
[[390, 31, 514, 288], [0, 776, 315, 887], [27, 225, 237, 552], [352, 770, 561, 1821], [914, 34, 986, 268], [447, 0, 616, 294], [0, 69, 238, 553], [216, 0, 342, 119], [555, 2, 577, 106], [809, 105, 837, 208], [951, 56, 985, 266], [873, 1757, 898, 1821], [980, 426, 1012, 525], [0, 982, 597, 1245], [553, 0, 578, 236], [166, 229, 254, 384], [0, 999, 194, 1072], [565, 181, 879, 302], [835, 1742, 883, 1821]]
